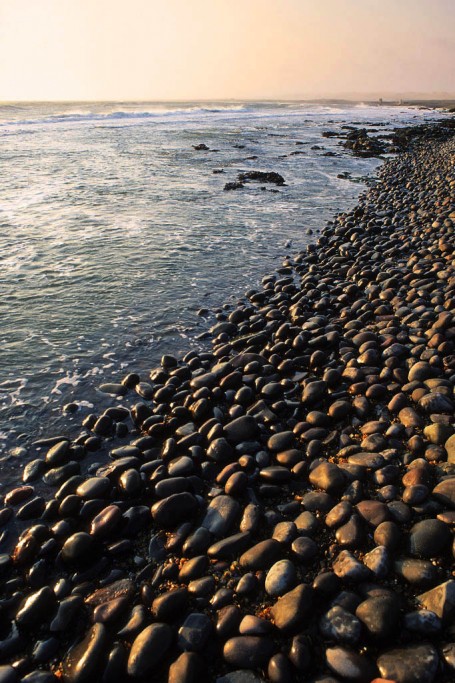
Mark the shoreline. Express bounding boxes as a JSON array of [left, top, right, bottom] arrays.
[[0, 117, 454, 682]]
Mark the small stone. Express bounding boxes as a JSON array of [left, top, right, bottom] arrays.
[[178, 613, 213, 652], [201, 496, 240, 536], [62, 623, 108, 683], [224, 416, 259, 444], [309, 462, 345, 494], [61, 533, 94, 563], [223, 636, 274, 669], [377, 643, 439, 683], [408, 519, 451, 558], [355, 596, 400, 638], [270, 584, 313, 633], [432, 478, 455, 508], [333, 550, 370, 581], [152, 492, 198, 528], [403, 610, 441, 634], [319, 606, 362, 645], [362, 545, 390, 577], [127, 623, 173, 677], [418, 580, 455, 621], [239, 539, 282, 570], [326, 646, 378, 682], [265, 560, 297, 597]]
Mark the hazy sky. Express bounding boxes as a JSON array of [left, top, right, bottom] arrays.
[[1, 0, 454, 101]]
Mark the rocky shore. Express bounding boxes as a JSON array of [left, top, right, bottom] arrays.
[[0, 121, 454, 683]]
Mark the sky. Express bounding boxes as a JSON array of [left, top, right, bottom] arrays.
[[0, 0, 454, 101]]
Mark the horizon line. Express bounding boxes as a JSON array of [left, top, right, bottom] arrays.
[[2, 95, 455, 105]]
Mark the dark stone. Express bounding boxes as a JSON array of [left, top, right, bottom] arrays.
[[418, 580, 455, 621], [152, 492, 198, 528], [62, 623, 108, 683], [127, 623, 173, 677], [377, 643, 439, 683], [270, 584, 313, 633], [152, 588, 188, 620], [201, 495, 240, 536], [208, 532, 251, 560], [319, 606, 362, 645], [309, 462, 345, 494], [224, 416, 259, 444], [178, 613, 213, 652], [61, 532, 95, 563], [16, 587, 56, 627], [326, 646, 377, 682], [240, 539, 282, 569], [408, 519, 451, 558], [355, 595, 400, 638], [223, 636, 275, 669]]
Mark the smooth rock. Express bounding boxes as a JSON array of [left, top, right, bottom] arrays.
[[377, 643, 439, 683]]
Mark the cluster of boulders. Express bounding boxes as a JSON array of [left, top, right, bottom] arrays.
[[0, 124, 454, 683], [224, 171, 286, 192]]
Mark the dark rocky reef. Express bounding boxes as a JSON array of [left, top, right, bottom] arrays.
[[237, 172, 285, 186]]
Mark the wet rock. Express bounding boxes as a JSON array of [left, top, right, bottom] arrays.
[[333, 550, 370, 581], [208, 532, 251, 560], [201, 495, 240, 536], [265, 560, 297, 596], [377, 643, 439, 683], [178, 613, 213, 652], [127, 623, 173, 677], [291, 536, 318, 562], [168, 652, 201, 683], [362, 546, 390, 577], [326, 646, 378, 682], [16, 586, 56, 627], [309, 462, 345, 494], [445, 434, 455, 463], [355, 595, 400, 638], [216, 671, 264, 683], [267, 432, 294, 451], [76, 477, 111, 499], [90, 505, 122, 538], [224, 416, 259, 444], [356, 500, 389, 526], [319, 606, 362, 645], [270, 584, 313, 633], [152, 587, 188, 620], [403, 609, 441, 634], [418, 580, 455, 621], [223, 636, 275, 669], [408, 518, 451, 558], [394, 558, 438, 586], [432, 478, 455, 508], [61, 532, 95, 563], [418, 392, 453, 414], [0, 667, 17, 683], [152, 492, 198, 527], [62, 623, 108, 683], [240, 539, 282, 570], [50, 596, 83, 632]]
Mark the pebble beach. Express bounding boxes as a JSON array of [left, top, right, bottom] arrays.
[[0, 116, 455, 683]]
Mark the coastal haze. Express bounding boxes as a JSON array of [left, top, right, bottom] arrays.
[[1, 0, 455, 101]]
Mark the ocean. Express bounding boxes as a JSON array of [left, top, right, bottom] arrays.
[[0, 100, 444, 483]]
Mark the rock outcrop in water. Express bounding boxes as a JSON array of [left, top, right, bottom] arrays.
[[0, 121, 455, 682]]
